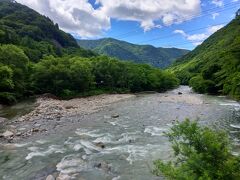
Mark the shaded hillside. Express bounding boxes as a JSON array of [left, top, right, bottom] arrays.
[[169, 14, 240, 100], [0, 0, 96, 61], [78, 38, 189, 68]]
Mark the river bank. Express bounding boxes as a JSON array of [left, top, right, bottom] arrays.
[[0, 86, 206, 143], [0, 94, 135, 143]]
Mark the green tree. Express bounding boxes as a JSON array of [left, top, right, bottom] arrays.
[[0, 65, 14, 91], [153, 120, 240, 180], [0, 45, 29, 103], [31, 56, 94, 97]]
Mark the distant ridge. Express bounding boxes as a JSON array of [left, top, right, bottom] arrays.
[[77, 38, 189, 68]]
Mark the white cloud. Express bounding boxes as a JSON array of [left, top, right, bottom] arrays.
[[16, 0, 110, 38], [211, 0, 224, 7], [16, 0, 201, 38], [97, 0, 201, 32], [207, 24, 224, 34], [174, 24, 224, 46], [212, 12, 219, 19]]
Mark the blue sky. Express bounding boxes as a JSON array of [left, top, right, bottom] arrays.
[[100, 0, 239, 50], [17, 0, 240, 50]]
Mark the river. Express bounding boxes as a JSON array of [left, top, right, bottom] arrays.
[[0, 86, 239, 180]]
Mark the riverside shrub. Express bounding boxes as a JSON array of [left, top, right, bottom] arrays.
[[153, 120, 240, 180]]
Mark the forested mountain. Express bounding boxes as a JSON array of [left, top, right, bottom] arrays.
[[77, 38, 189, 68], [0, 0, 95, 61], [169, 14, 240, 100], [0, 0, 179, 104]]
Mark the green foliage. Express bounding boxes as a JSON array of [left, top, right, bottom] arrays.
[[0, 44, 29, 103], [153, 120, 240, 180], [223, 72, 240, 100], [169, 16, 240, 100], [0, 92, 16, 104], [31, 56, 94, 97], [78, 38, 189, 68], [0, 65, 14, 91], [31, 56, 179, 99], [91, 56, 179, 92], [189, 76, 216, 94]]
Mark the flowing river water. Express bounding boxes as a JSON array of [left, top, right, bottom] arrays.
[[0, 86, 240, 180]]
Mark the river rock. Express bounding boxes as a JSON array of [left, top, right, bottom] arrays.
[[16, 132, 22, 136], [178, 92, 183, 95], [1, 130, 14, 138], [46, 175, 55, 180], [94, 161, 111, 172], [95, 142, 105, 149], [32, 128, 40, 133], [111, 114, 119, 118], [0, 117, 7, 124]]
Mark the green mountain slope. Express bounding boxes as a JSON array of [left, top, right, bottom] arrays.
[[169, 14, 240, 100], [0, 0, 96, 61], [0, 0, 77, 47], [77, 38, 189, 68]]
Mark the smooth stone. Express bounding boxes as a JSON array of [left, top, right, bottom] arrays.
[[111, 114, 119, 118], [16, 132, 22, 136], [46, 175, 55, 180], [1, 130, 14, 138], [178, 92, 183, 95], [95, 142, 105, 149]]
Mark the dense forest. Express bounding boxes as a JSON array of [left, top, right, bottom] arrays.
[[77, 38, 189, 68], [0, 0, 179, 104], [169, 15, 240, 100]]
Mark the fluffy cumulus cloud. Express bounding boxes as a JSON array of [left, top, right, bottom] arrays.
[[16, 0, 110, 38], [96, 0, 201, 31], [174, 24, 224, 46], [16, 0, 201, 38]]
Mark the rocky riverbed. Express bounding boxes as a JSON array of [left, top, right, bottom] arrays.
[[0, 86, 239, 180], [0, 94, 135, 143]]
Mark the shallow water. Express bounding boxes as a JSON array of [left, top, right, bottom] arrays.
[[0, 86, 239, 180], [0, 98, 36, 120]]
